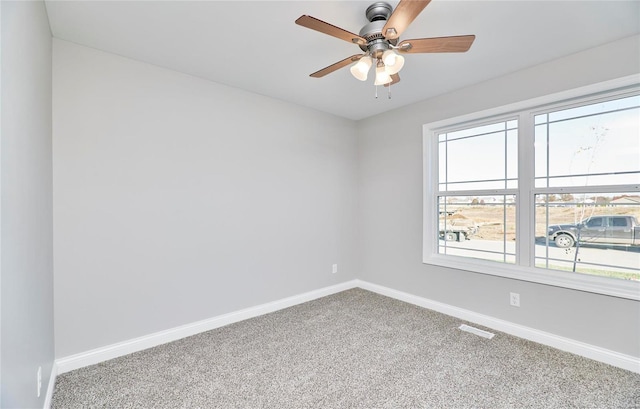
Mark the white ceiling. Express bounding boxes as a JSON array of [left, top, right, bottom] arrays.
[[44, 0, 640, 120]]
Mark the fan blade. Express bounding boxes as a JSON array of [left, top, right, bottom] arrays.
[[384, 73, 401, 87], [398, 35, 475, 53], [296, 15, 366, 46], [310, 54, 364, 78], [382, 0, 432, 40]]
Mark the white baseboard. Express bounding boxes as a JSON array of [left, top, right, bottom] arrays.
[[43, 362, 57, 409], [355, 279, 640, 374], [55, 278, 639, 376], [56, 280, 359, 374]]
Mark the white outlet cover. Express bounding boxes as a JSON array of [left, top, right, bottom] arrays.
[[510, 292, 520, 307]]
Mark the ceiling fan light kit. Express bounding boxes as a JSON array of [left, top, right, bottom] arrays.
[[295, 0, 475, 97], [374, 61, 393, 86], [382, 50, 404, 74], [350, 56, 373, 81]]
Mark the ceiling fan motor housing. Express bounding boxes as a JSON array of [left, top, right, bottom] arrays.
[[359, 2, 395, 57]]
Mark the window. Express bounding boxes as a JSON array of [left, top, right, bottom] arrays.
[[586, 218, 604, 228], [424, 78, 640, 299], [437, 119, 517, 264], [611, 217, 629, 227]]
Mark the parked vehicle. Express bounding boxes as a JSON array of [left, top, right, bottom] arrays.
[[439, 219, 478, 242], [547, 215, 640, 248]]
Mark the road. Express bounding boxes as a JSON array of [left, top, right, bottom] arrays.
[[439, 238, 640, 275]]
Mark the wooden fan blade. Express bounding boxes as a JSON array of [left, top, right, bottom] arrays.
[[382, 0, 432, 40], [296, 15, 366, 46], [310, 54, 364, 78], [398, 35, 476, 53], [384, 73, 401, 87]]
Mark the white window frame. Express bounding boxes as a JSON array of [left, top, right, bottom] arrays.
[[423, 75, 640, 300]]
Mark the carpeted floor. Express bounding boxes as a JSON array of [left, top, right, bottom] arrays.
[[52, 288, 640, 408]]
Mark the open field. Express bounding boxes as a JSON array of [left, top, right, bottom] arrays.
[[441, 203, 640, 242]]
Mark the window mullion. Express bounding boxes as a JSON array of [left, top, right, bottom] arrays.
[[424, 128, 440, 257], [517, 112, 535, 268]]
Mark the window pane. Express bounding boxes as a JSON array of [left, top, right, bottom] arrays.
[[534, 114, 547, 125], [535, 193, 640, 281], [447, 132, 505, 183], [440, 120, 518, 191], [506, 129, 518, 180], [446, 122, 506, 141], [439, 195, 516, 264], [534, 124, 548, 185], [439, 141, 446, 185], [535, 97, 640, 188], [548, 95, 640, 122], [444, 180, 515, 191]]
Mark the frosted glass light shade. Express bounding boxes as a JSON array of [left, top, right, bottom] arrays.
[[382, 49, 397, 65], [374, 64, 392, 85], [350, 56, 372, 81], [382, 50, 404, 75]]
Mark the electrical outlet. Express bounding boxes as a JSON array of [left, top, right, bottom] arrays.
[[332, 264, 338, 274], [37, 366, 42, 398], [510, 292, 520, 307]]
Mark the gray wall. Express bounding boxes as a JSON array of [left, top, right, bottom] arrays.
[[1, 1, 54, 408], [52, 40, 359, 358], [357, 35, 640, 357]]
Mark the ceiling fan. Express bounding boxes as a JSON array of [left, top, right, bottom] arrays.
[[295, 0, 475, 90]]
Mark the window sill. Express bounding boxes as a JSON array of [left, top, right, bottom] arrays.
[[423, 254, 640, 301]]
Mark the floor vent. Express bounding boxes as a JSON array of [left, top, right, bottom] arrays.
[[459, 324, 495, 339]]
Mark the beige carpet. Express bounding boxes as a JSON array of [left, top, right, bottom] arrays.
[[52, 288, 640, 408]]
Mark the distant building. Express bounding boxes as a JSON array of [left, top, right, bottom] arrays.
[[610, 196, 640, 205]]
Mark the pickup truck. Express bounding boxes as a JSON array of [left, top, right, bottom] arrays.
[[547, 215, 640, 248]]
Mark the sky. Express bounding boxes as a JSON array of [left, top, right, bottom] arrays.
[[439, 94, 640, 191]]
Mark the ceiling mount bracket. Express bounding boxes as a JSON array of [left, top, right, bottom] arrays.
[[365, 2, 393, 22]]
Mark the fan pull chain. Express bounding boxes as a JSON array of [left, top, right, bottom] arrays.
[[374, 83, 393, 99]]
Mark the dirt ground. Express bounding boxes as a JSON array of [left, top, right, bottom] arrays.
[[441, 204, 640, 242]]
